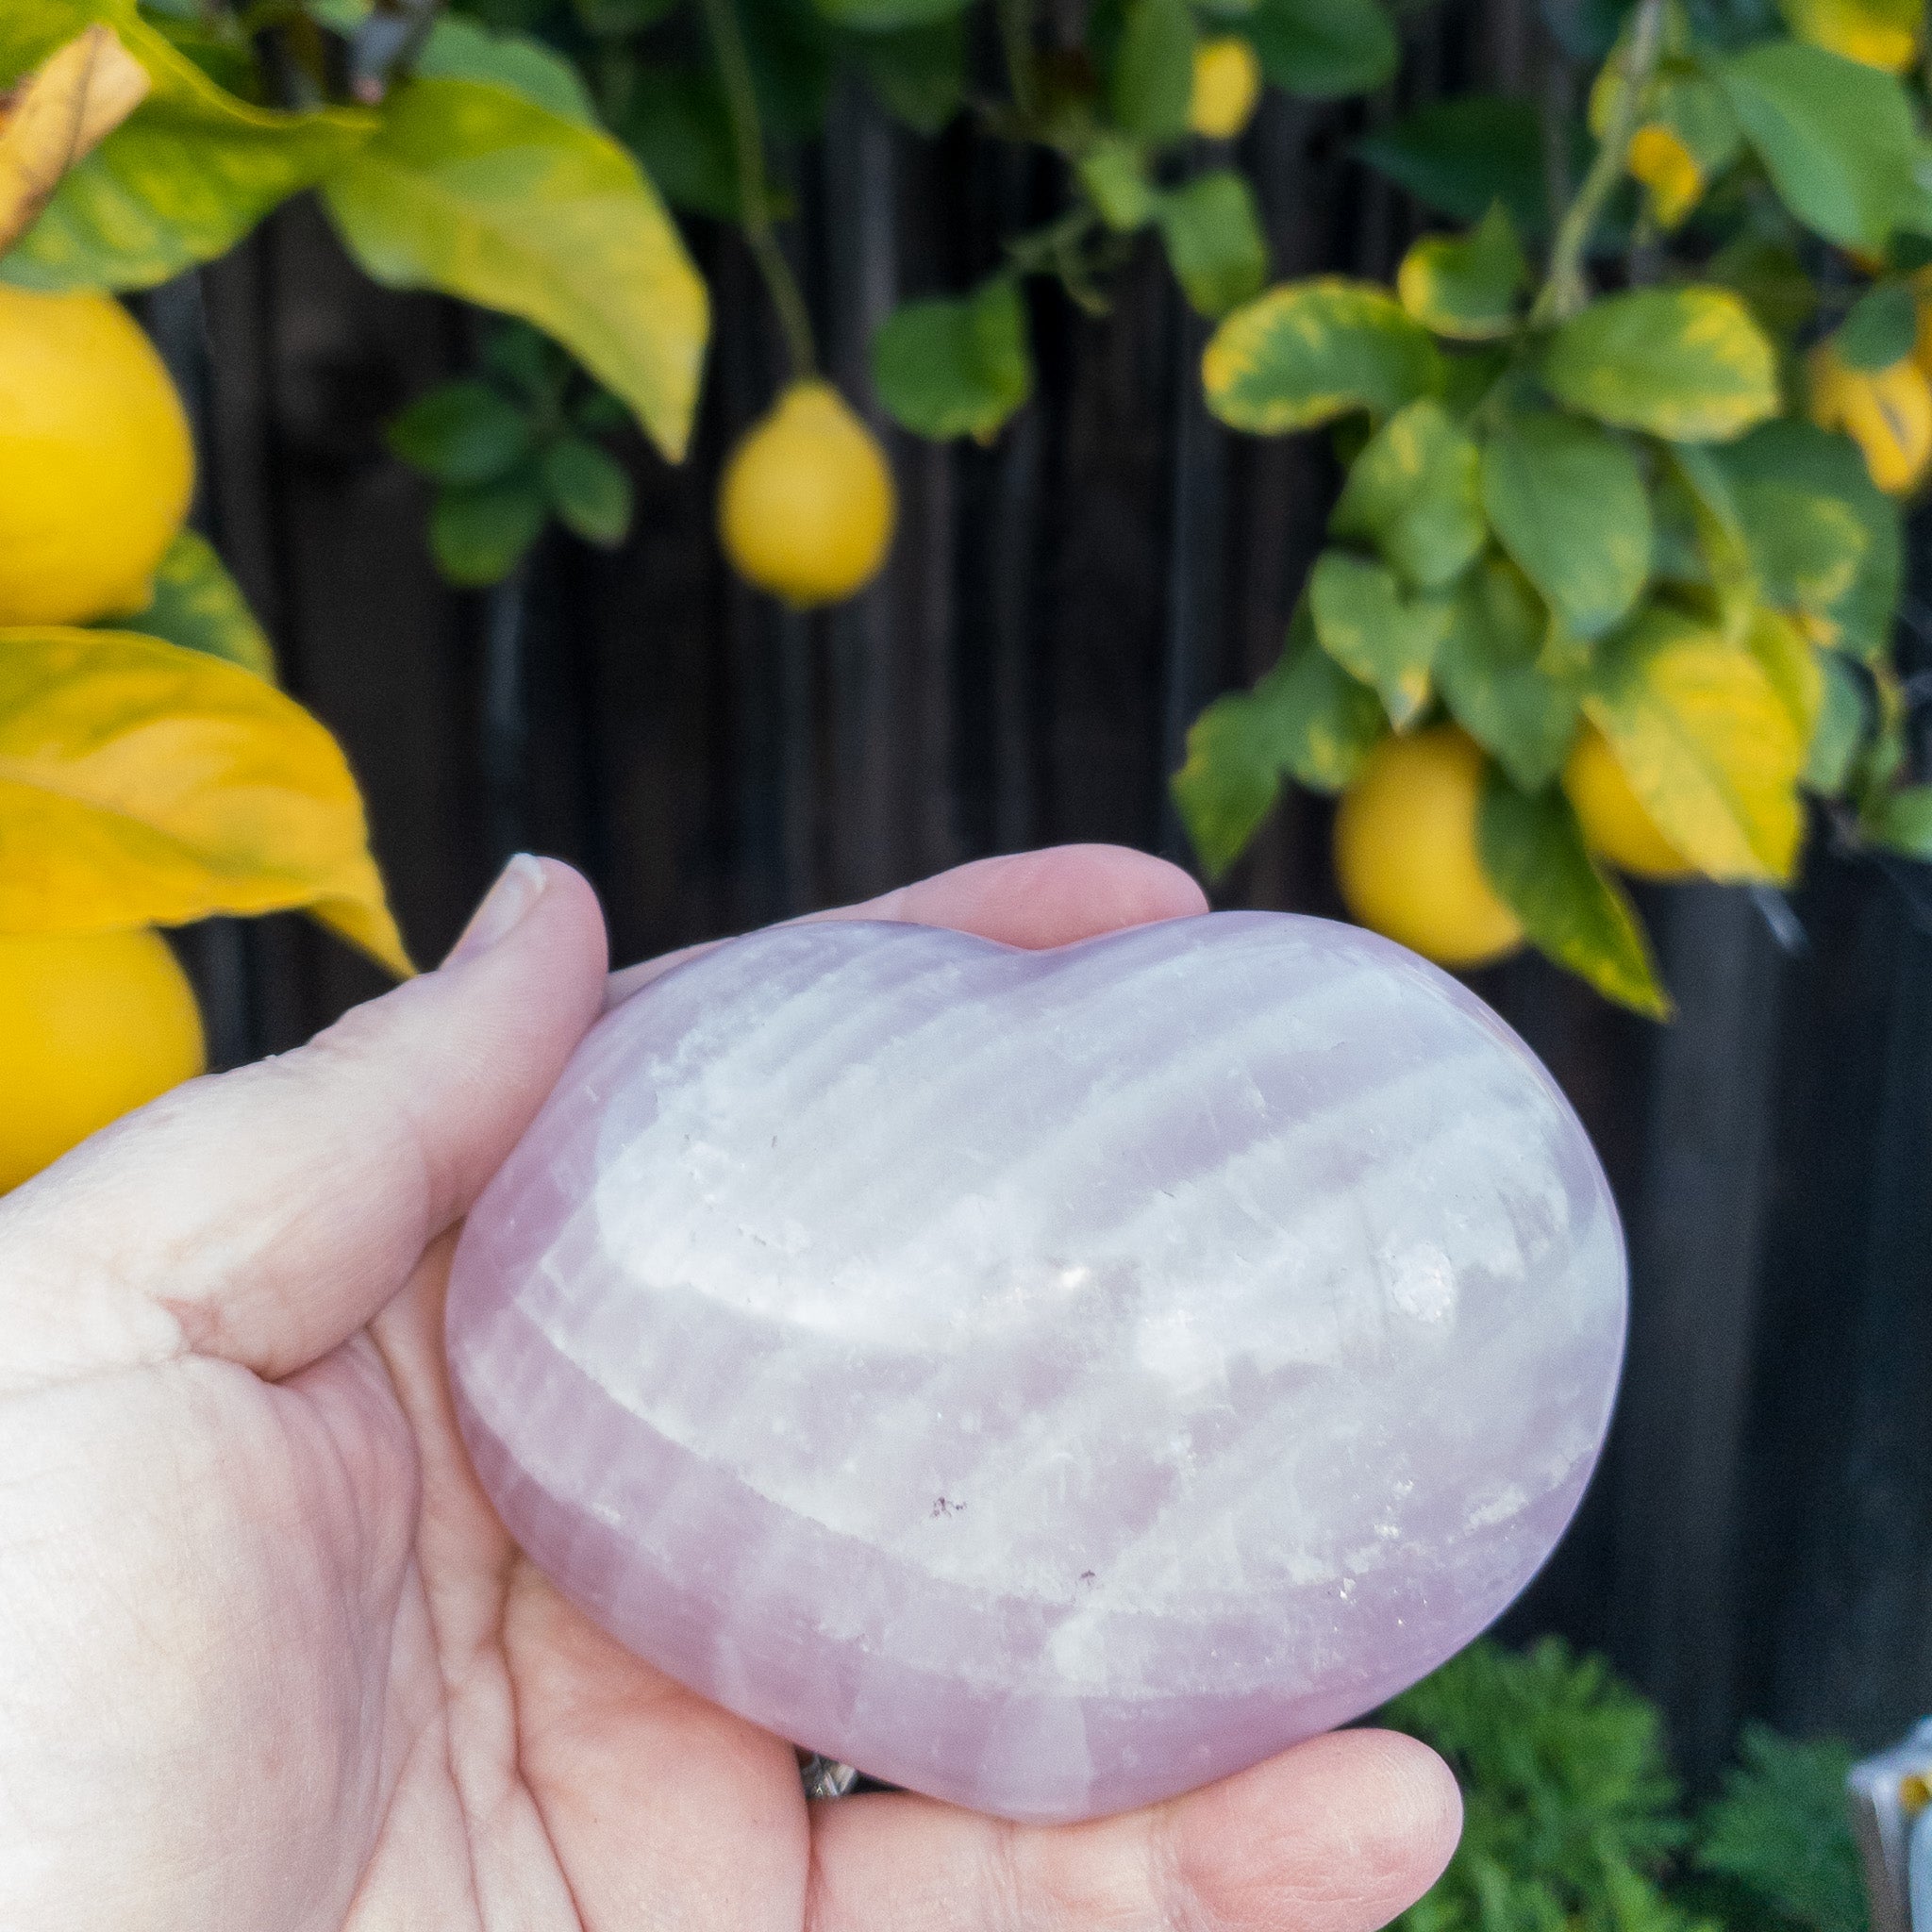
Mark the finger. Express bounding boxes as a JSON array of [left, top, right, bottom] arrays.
[[607, 844, 1208, 1005], [805, 1730, 1461, 1932], [0, 857, 608, 1393]]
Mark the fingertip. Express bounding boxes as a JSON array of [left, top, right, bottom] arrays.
[[889, 844, 1209, 949], [1165, 1727, 1461, 1932]]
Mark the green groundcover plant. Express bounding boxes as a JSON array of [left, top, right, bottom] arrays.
[[1382, 1640, 1869, 1932]]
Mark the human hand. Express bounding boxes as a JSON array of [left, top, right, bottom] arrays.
[[0, 846, 1460, 1931]]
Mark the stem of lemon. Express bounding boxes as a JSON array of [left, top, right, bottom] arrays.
[[700, 0, 818, 380], [1530, 0, 1665, 326]]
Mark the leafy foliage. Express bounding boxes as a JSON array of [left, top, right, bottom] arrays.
[[1170, 0, 1932, 1011], [1382, 1643, 1870, 1932], [1695, 1729, 1869, 1932]]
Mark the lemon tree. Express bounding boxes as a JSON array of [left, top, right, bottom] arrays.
[[1171, 0, 1932, 1013]]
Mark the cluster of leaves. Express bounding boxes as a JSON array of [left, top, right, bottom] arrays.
[[1, 0, 709, 461], [1172, 0, 1932, 1011], [385, 0, 1405, 551], [1382, 1640, 1870, 1932]]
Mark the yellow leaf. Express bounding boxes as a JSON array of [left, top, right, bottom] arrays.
[[1586, 607, 1805, 881], [1807, 341, 1932, 493], [1626, 124, 1704, 230], [0, 24, 147, 257], [1779, 0, 1920, 72], [0, 625, 411, 974], [1744, 603, 1824, 744]]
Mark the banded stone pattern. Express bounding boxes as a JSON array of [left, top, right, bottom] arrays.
[[447, 912, 1626, 1821]]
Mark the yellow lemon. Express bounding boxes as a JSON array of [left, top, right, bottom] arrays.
[[0, 927, 206, 1192], [1808, 341, 1932, 496], [0, 287, 195, 625], [1188, 38, 1262, 141], [1562, 724, 1695, 879], [1332, 726, 1524, 968], [717, 380, 896, 608]]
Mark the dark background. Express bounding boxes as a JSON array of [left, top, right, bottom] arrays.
[[137, 8, 1932, 1790]]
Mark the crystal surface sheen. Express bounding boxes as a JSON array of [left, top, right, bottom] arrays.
[[446, 912, 1625, 1823]]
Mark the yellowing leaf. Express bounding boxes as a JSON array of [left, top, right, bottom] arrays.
[[324, 75, 708, 462], [1780, 0, 1920, 72], [1308, 548, 1453, 724], [1586, 606, 1805, 881], [0, 24, 147, 256], [1396, 204, 1526, 340], [1626, 124, 1703, 229], [1807, 340, 1932, 493], [1542, 287, 1780, 442], [0, 625, 410, 974], [1202, 276, 1441, 433], [0, 0, 375, 291]]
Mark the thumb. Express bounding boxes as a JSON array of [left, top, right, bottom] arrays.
[[0, 857, 608, 1394]]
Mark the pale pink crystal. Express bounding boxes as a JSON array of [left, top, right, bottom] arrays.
[[446, 912, 1624, 1822]]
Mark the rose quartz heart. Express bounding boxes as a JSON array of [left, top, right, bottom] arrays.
[[446, 911, 1624, 1822]]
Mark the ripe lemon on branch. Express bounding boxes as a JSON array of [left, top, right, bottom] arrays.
[[0, 286, 194, 625], [0, 928, 205, 1192], [718, 380, 896, 607], [1333, 726, 1525, 968]]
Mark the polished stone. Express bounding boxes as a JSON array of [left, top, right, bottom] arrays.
[[446, 912, 1624, 1822]]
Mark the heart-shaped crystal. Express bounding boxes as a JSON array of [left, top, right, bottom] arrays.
[[446, 911, 1624, 1822]]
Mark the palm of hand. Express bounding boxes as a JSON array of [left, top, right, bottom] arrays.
[[0, 850, 1458, 1932]]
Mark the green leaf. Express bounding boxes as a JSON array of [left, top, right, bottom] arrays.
[[1110, 0, 1194, 142], [1804, 651, 1866, 793], [413, 16, 597, 125], [872, 277, 1032, 441], [1395, 204, 1527, 341], [844, 15, 966, 132], [1717, 419, 1900, 660], [1156, 171, 1268, 318], [323, 76, 708, 463], [1477, 773, 1671, 1018], [1079, 135, 1158, 230], [430, 474, 548, 586], [1329, 396, 1485, 590], [1867, 784, 1932, 857], [1652, 443, 1757, 642], [1541, 287, 1780, 443], [1718, 41, 1918, 251], [1355, 95, 1552, 234], [1707, 232, 1818, 342], [541, 437, 631, 545], [741, 0, 839, 137], [1835, 278, 1917, 371], [1586, 605, 1806, 881], [1245, 0, 1396, 99], [1308, 549, 1453, 726], [387, 379, 534, 485], [1437, 553, 1584, 791], [814, 0, 972, 32], [1172, 605, 1385, 874], [0, 0, 373, 291], [618, 68, 745, 222], [1203, 277, 1441, 433], [1481, 413, 1651, 641], [116, 529, 275, 679]]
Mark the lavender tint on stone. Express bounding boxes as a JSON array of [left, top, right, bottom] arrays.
[[446, 912, 1625, 1822]]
